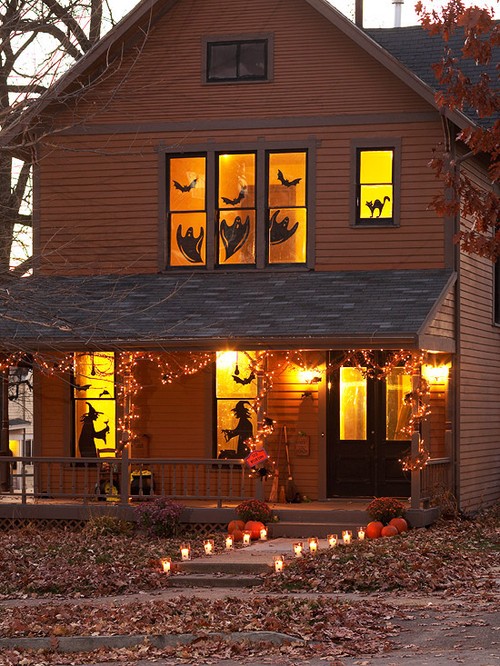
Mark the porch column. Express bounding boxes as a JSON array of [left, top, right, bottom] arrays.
[[0, 362, 11, 491], [410, 373, 421, 510]]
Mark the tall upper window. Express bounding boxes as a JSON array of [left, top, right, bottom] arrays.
[[167, 149, 308, 269], [356, 148, 394, 225], [207, 40, 268, 82]]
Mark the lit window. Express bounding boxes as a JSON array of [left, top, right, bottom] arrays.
[[386, 368, 412, 440], [207, 40, 267, 82], [166, 149, 308, 268], [215, 351, 257, 459], [339, 367, 367, 440], [73, 353, 115, 458], [356, 148, 394, 224]]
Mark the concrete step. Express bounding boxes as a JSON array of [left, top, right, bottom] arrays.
[[273, 508, 369, 524], [170, 574, 264, 588], [269, 522, 365, 538], [176, 560, 270, 575]]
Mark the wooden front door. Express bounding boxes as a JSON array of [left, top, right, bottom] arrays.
[[327, 356, 411, 498]]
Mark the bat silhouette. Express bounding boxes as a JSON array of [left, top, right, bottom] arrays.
[[221, 187, 247, 206], [220, 215, 250, 260], [176, 225, 204, 263], [232, 371, 255, 385], [269, 209, 299, 245], [173, 178, 197, 192], [277, 170, 302, 187], [72, 383, 92, 391], [99, 390, 111, 398]]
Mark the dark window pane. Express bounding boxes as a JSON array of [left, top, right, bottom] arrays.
[[208, 43, 237, 80], [239, 42, 266, 78]]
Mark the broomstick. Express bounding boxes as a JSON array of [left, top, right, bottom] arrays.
[[268, 426, 282, 503], [284, 426, 300, 503]]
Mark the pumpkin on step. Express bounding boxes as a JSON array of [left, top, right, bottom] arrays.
[[381, 525, 399, 537], [232, 528, 244, 542], [366, 521, 384, 539], [389, 517, 409, 533], [228, 519, 245, 534], [244, 520, 265, 540]]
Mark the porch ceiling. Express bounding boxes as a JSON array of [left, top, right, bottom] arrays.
[[0, 269, 455, 352]]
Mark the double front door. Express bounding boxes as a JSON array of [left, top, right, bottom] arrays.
[[327, 355, 411, 498]]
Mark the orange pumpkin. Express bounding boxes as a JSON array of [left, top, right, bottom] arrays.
[[228, 520, 245, 534], [245, 520, 265, 540], [232, 528, 244, 542], [389, 517, 409, 533], [366, 521, 384, 539], [381, 525, 399, 537]]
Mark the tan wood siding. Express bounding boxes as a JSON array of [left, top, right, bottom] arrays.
[[458, 159, 500, 511], [38, 119, 445, 274], [425, 288, 455, 339], [47, 0, 432, 130]]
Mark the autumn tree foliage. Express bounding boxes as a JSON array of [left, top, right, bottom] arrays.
[[416, 1, 499, 258], [0, 1, 126, 275]]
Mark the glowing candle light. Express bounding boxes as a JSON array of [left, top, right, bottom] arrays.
[[342, 530, 352, 545], [293, 541, 303, 558], [225, 534, 234, 550], [357, 527, 366, 541], [242, 531, 252, 546], [260, 527, 268, 541], [160, 557, 171, 574], [180, 543, 191, 561], [203, 539, 214, 555], [274, 555, 284, 572], [308, 537, 319, 554], [327, 534, 338, 548]]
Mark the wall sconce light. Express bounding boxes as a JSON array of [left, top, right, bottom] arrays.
[[299, 369, 322, 384], [422, 363, 450, 384]]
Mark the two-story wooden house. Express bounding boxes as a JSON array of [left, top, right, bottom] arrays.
[[0, 0, 498, 525]]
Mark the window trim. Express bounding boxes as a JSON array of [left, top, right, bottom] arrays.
[[350, 138, 401, 228], [161, 139, 316, 271], [202, 34, 274, 85]]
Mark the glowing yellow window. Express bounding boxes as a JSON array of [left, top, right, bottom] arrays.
[[73, 353, 116, 458], [268, 151, 307, 264], [218, 153, 256, 265], [169, 156, 207, 266], [386, 368, 412, 440], [339, 367, 367, 440], [357, 149, 394, 223]]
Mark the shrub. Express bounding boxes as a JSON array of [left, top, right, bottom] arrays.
[[134, 497, 184, 538], [235, 499, 273, 524], [83, 515, 134, 537], [366, 497, 405, 525]]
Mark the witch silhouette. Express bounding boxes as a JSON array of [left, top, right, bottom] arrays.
[[222, 400, 254, 458], [78, 402, 110, 458]]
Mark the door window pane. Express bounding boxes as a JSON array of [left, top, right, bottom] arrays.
[[340, 367, 366, 440], [386, 368, 412, 440]]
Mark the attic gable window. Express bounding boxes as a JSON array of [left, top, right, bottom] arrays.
[[207, 39, 268, 82]]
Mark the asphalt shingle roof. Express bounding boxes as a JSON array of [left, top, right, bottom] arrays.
[[0, 269, 454, 351], [367, 25, 499, 128]]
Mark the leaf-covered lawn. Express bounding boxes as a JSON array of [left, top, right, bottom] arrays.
[[265, 509, 499, 596]]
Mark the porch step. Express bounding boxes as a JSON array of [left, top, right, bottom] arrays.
[[269, 508, 370, 538], [176, 561, 270, 575], [269, 522, 365, 538], [170, 574, 264, 588]]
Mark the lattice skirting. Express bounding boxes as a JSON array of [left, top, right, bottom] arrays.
[[0, 516, 227, 536]]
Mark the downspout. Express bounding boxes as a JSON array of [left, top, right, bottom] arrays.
[[0, 362, 11, 491]]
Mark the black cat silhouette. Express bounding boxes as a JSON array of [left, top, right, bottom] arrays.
[[365, 196, 390, 218]]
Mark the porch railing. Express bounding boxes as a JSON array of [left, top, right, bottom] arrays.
[[1, 452, 256, 508], [420, 457, 453, 502]]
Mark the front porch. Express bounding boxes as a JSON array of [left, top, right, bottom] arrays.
[[0, 451, 445, 532]]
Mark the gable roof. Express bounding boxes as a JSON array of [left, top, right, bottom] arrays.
[[367, 24, 499, 129], [0, 0, 479, 149], [0, 269, 456, 353]]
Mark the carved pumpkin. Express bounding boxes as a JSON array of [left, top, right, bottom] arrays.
[[245, 520, 265, 540], [228, 520, 245, 534], [366, 521, 384, 539], [381, 525, 399, 537], [389, 517, 409, 533]]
